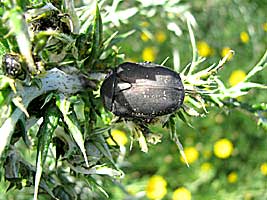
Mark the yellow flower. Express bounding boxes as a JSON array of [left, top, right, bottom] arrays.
[[240, 31, 250, 43], [221, 47, 233, 60], [197, 41, 212, 57], [200, 162, 213, 172], [107, 129, 128, 146], [260, 162, 267, 175], [155, 31, 167, 43], [227, 172, 238, 183], [141, 32, 150, 42], [180, 147, 199, 164], [146, 175, 167, 200], [172, 187, 191, 200], [142, 47, 156, 62], [214, 138, 234, 159], [228, 69, 246, 86], [262, 22, 267, 32]]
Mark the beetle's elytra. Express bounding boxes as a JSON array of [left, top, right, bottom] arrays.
[[100, 62, 185, 119]]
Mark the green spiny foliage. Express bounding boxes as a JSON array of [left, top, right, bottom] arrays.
[[0, 0, 266, 199]]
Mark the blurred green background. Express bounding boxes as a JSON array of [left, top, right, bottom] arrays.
[[1, 0, 267, 199], [101, 0, 267, 200]]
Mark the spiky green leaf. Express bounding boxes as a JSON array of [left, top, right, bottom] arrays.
[[34, 105, 59, 200]]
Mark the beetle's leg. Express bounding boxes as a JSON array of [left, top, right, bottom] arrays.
[[134, 120, 150, 135]]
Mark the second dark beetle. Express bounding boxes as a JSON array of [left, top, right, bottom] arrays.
[[100, 62, 185, 119]]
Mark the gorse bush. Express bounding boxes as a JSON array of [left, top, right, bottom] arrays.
[[0, 0, 267, 199]]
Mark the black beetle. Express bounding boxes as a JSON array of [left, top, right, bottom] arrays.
[[1, 54, 25, 79], [100, 62, 185, 119]]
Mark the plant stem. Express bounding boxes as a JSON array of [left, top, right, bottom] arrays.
[[0, 68, 89, 159]]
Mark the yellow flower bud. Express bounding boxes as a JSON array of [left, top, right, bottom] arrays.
[[155, 31, 167, 43], [221, 47, 233, 60], [197, 41, 212, 57], [180, 147, 199, 164], [227, 172, 238, 183], [228, 69, 246, 86], [260, 162, 267, 175], [214, 138, 234, 159], [200, 162, 213, 172], [141, 32, 150, 42], [107, 129, 128, 146], [240, 31, 250, 43], [146, 175, 167, 200], [142, 47, 156, 62], [172, 187, 191, 200]]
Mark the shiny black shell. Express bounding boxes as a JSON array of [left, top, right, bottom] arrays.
[[100, 62, 185, 119]]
